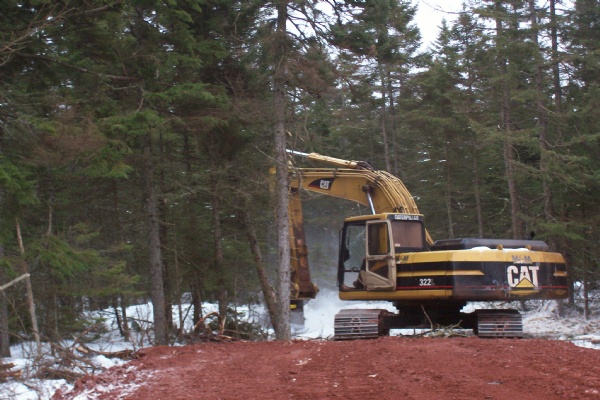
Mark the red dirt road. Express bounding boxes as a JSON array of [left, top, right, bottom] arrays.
[[55, 337, 600, 400]]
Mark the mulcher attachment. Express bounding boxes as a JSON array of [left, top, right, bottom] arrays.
[[475, 309, 524, 338], [333, 309, 386, 340]]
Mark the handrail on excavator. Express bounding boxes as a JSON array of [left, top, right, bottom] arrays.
[[286, 149, 374, 170]]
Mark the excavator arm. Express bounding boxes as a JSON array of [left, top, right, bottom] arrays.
[[288, 186, 318, 301]]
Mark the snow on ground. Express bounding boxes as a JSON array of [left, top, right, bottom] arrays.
[[294, 289, 397, 338], [1, 379, 67, 400], [57, 367, 153, 400], [2, 291, 599, 399], [298, 289, 600, 345]]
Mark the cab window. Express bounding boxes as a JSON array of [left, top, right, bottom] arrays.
[[390, 221, 424, 249], [367, 222, 389, 255]]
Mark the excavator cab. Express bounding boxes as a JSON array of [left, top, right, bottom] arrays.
[[338, 213, 427, 291]]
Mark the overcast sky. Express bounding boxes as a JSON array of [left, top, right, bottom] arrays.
[[414, 0, 465, 49]]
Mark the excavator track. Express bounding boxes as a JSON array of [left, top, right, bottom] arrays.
[[334, 309, 385, 340], [476, 309, 524, 338]]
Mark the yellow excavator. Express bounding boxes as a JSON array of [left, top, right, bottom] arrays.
[[284, 150, 569, 339]]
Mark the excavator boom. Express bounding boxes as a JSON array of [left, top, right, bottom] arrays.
[[287, 150, 432, 243]]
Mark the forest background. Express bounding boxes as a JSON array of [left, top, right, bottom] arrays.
[[1, 0, 599, 353]]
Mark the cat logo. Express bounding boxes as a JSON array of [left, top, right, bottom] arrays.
[[507, 265, 540, 288], [308, 178, 334, 190]]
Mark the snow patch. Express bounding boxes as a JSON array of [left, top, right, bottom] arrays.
[[2, 292, 598, 399]]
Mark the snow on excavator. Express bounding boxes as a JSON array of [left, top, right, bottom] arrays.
[[283, 150, 569, 339]]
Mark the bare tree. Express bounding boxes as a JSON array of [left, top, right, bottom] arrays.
[[272, 0, 292, 341], [142, 133, 168, 345]]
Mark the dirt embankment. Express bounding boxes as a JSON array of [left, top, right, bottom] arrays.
[[54, 337, 600, 400]]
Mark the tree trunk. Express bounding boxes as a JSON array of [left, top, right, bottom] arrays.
[[157, 132, 173, 334], [111, 180, 130, 340], [464, 32, 484, 239], [211, 180, 227, 319], [443, 135, 454, 238], [550, 0, 563, 142], [530, 0, 553, 222], [0, 244, 10, 357], [121, 299, 130, 342], [142, 133, 168, 346], [502, 112, 520, 239], [495, 1, 522, 239], [159, 196, 173, 333], [583, 264, 589, 320], [191, 279, 202, 330], [15, 219, 41, 357], [550, 0, 570, 314], [273, 0, 291, 341], [171, 223, 184, 338], [0, 134, 8, 357], [379, 65, 392, 172], [182, 133, 204, 328], [472, 151, 485, 238], [238, 203, 278, 327], [386, 70, 399, 176], [113, 300, 125, 337]]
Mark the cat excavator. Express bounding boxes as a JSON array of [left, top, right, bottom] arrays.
[[284, 150, 569, 339]]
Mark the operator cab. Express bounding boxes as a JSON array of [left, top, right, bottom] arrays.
[[338, 213, 427, 291]]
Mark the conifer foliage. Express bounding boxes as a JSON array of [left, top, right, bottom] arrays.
[[0, 0, 598, 349]]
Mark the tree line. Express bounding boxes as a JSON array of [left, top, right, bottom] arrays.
[[0, 0, 598, 353]]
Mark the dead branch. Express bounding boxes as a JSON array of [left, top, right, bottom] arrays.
[[420, 305, 470, 338], [0, 362, 21, 382], [49, 341, 96, 369], [69, 322, 137, 360], [75, 342, 136, 360], [427, 323, 471, 338], [188, 312, 234, 342], [37, 366, 83, 383], [0, 363, 15, 371]]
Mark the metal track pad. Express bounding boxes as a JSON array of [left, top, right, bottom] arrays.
[[476, 309, 523, 338], [334, 309, 385, 340]]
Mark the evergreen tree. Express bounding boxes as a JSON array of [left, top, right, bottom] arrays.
[[328, 0, 421, 173], [560, 0, 600, 312]]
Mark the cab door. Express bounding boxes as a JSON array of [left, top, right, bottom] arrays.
[[363, 220, 396, 290]]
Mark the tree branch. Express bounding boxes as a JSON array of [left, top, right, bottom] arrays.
[[15, 52, 137, 81]]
